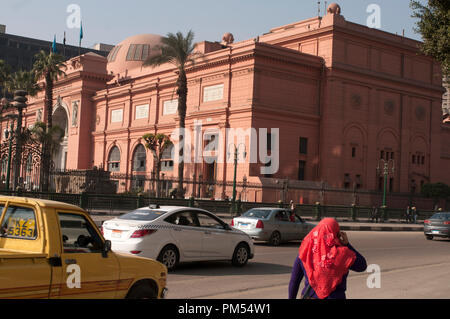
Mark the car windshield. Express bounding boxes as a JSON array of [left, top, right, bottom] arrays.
[[430, 212, 450, 220], [118, 209, 167, 221], [242, 209, 272, 219]]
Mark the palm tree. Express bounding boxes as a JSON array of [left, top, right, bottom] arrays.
[[143, 133, 173, 197], [143, 30, 202, 198], [0, 60, 11, 99], [32, 50, 66, 191], [4, 70, 40, 189]]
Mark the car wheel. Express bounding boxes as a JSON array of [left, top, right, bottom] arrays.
[[126, 281, 158, 299], [157, 245, 179, 271], [269, 231, 282, 246], [232, 243, 250, 267], [425, 235, 433, 240]]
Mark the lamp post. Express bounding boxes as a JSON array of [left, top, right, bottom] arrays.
[[228, 143, 246, 215], [376, 159, 395, 208], [5, 122, 14, 191]]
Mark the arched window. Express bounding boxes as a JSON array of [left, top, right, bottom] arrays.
[[132, 144, 146, 172], [108, 146, 121, 172]]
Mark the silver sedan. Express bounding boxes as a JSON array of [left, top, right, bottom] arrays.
[[231, 208, 315, 246]]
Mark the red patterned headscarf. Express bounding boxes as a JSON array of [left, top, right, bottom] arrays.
[[298, 218, 356, 299]]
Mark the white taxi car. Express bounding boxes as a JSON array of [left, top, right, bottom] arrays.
[[102, 205, 254, 270]]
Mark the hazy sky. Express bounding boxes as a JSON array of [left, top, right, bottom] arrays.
[[0, 0, 426, 48]]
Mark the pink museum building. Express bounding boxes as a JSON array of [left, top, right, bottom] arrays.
[[3, 3, 450, 207]]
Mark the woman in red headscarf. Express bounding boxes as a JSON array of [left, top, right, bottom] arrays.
[[288, 218, 367, 299]]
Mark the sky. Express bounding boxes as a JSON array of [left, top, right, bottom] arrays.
[[0, 0, 427, 48]]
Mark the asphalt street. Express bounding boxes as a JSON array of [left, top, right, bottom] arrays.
[[163, 231, 450, 299]]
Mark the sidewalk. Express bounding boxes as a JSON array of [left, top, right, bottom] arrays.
[[88, 209, 424, 232]]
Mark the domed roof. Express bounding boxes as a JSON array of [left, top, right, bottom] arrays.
[[327, 3, 341, 15], [107, 34, 164, 76]]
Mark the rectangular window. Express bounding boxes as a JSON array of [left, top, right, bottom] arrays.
[[352, 147, 356, 158], [1, 206, 37, 240], [203, 84, 224, 102], [380, 151, 384, 160], [299, 138, 308, 155], [298, 161, 306, 180], [111, 109, 123, 123], [389, 178, 394, 193], [163, 99, 178, 115], [412, 155, 416, 164], [135, 104, 149, 120]]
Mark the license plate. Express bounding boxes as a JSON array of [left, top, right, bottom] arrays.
[[112, 230, 122, 238], [239, 223, 249, 227], [432, 230, 440, 234]]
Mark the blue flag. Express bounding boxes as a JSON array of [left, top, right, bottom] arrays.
[[52, 35, 58, 53], [79, 21, 83, 45]]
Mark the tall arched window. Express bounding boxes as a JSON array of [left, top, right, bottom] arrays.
[[108, 146, 121, 172], [132, 144, 146, 172]]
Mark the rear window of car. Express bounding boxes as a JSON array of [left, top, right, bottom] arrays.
[[118, 209, 167, 221], [0, 205, 37, 240], [430, 213, 450, 220], [242, 209, 272, 219]]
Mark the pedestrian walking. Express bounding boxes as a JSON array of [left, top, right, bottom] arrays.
[[370, 206, 376, 223], [374, 206, 379, 223], [288, 218, 367, 299], [405, 206, 411, 224], [412, 207, 418, 224], [289, 200, 296, 222]]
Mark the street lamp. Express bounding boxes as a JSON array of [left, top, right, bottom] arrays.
[[376, 159, 395, 207], [228, 143, 246, 215], [4, 122, 14, 191]]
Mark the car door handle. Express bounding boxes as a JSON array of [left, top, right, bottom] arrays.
[[204, 230, 211, 235], [65, 259, 77, 265], [174, 228, 182, 231]]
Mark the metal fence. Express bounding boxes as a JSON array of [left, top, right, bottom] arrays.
[[0, 168, 448, 211], [0, 188, 440, 222]]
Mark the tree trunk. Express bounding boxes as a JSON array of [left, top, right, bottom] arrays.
[[176, 71, 187, 198], [41, 73, 53, 192]]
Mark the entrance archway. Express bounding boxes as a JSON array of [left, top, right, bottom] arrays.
[[52, 100, 69, 170]]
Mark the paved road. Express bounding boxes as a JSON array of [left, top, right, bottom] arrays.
[[164, 231, 450, 299]]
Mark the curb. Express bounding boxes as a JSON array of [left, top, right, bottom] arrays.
[[340, 225, 423, 232]]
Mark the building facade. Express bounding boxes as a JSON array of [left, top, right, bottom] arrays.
[[2, 3, 449, 207]]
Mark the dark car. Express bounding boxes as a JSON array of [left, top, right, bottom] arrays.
[[424, 212, 450, 240]]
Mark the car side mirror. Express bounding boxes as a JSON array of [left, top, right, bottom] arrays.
[[224, 224, 232, 231], [102, 240, 112, 258]]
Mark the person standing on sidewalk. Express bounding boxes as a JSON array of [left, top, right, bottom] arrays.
[[405, 206, 411, 223], [370, 206, 377, 223], [288, 218, 367, 299], [412, 207, 418, 224]]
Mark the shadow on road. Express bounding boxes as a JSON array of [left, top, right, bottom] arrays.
[[172, 260, 293, 276]]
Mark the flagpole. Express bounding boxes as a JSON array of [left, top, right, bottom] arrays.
[[78, 21, 83, 56], [63, 31, 66, 57]]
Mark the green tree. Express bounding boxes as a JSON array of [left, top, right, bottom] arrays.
[[410, 0, 450, 78], [32, 50, 66, 191], [0, 59, 11, 99], [143, 133, 173, 197], [143, 30, 203, 198], [421, 182, 450, 207]]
